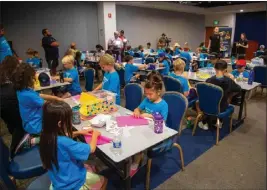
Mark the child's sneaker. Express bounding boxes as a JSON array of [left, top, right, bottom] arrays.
[[198, 121, 209, 130], [15, 134, 32, 154]]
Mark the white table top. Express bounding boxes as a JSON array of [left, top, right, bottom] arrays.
[[172, 55, 180, 59], [35, 82, 70, 91], [186, 72, 261, 91], [65, 99, 178, 163]]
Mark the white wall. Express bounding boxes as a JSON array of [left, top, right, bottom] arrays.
[[116, 5, 205, 51], [205, 13, 236, 44], [2, 1, 99, 67], [97, 2, 105, 48]]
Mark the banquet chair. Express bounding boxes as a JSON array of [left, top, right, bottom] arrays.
[[124, 83, 143, 112], [163, 76, 182, 92], [84, 68, 95, 91]]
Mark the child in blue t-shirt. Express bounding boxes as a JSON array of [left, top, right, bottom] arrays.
[[26, 48, 41, 68], [39, 101, 107, 190], [94, 54, 121, 105], [146, 42, 154, 53], [126, 45, 134, 56], [138, 45, 145, 64], [231, 59, 249, 79], [131, 72, 168, 176], [173, 43, 181, 56], [165, 48, 173, 66], [169, 58, 190, 97], [158, 53, 170, 76], [179, 51, 192, 71], [124, 55, 147, 84]]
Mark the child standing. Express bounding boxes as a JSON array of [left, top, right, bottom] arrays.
[[52, 55, 82, 98], [169, 59, 190, 97], [124, 55, 147, 84], [158, 52, 170, 76], [198, 60, 241, 130], [231, 59, 249, 79], [173, 43, 181, 56], [94, 54, 121, 105], [40, 101, 107, 190]]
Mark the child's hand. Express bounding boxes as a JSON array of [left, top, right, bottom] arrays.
[[78, 128, 93, 136], [93, 129, 101, 137], [133, 109, 141, 118]]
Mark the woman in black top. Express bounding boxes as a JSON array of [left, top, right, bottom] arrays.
[[0, 56, 25, 158], [208, 27, 222, 54], [237, 33, 249, 57]]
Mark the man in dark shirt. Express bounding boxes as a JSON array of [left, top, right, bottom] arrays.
[[237, 33, 248, 56], [208, 27, 222, 54], [41, 28, 59, 75], [198, 60, 241, 130]]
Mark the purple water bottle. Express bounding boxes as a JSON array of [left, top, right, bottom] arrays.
[[153, 112, 164, 134]]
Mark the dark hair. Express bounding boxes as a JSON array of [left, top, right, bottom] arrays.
[[147, 42, 151, 46], [75, 51, 82, 60], [162, 33, 166, 36], [105, 50, 113, 56], [120, 30, 124, 34], [199, 42, 204, 47], [145, 71, 163, 91], [96, 44, 104, 51], [138, 45, 143, 50], [165, 48, 171, 53], [13, 63, 36, 90], [124, 55, 133, 63], [40, 101, 73, 170], [126, 45, 131, 51], [33, 51, 39, 56], [0, 56, 19, 84], [42, 28, 47, 36], [215, 60, 228, 71]]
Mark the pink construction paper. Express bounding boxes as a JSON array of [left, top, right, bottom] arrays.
[[84, 134, 112, 145], [116, 116, 149, 127], [72, 95, 81, 101]]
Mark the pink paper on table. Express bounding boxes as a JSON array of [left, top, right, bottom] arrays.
[[116, 116, 149, 127], [84, 134, 112, 145], [72, 95, 81, 101]]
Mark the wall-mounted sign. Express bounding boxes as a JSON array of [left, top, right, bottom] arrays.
[[213, 20, 219, 25]]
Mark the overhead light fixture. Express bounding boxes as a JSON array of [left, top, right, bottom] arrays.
[[240, 9, 244, 12]]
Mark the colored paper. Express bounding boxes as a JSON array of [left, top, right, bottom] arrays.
[[84, 134, 112, 145], [116, 116, 149, 127]]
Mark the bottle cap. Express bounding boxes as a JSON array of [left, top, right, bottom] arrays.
[[153, 112, 164, 120]]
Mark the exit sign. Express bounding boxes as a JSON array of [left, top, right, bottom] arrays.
[[214, 20, 219, 25]]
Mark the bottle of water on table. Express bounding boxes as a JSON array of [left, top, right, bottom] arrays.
[[112, 128, 122, 155], [239, 73, 243, 82]]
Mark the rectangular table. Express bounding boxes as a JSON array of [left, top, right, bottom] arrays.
[[35, 82, 70, 91], [186, 71, 261, 128], [65, 98, 177, 189]]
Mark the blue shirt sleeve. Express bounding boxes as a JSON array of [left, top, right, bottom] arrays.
[[131, 64, 139, 72], [231, 70, 238, 78], [64, 137, 91, 161], [243, 71, 250, 78]]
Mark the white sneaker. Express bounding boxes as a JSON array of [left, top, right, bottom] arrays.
[[198, 121, 209, 130]]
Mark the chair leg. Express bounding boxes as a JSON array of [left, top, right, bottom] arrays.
[[244, 99, 247, 119], [192, 113, 203, 136], [145, 158, 152, 190], [229, 114, 233, 133], [216, 118, 220, 145], [173, 143, 185, 171]]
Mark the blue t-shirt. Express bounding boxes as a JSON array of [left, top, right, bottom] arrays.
[[17, 89, 44, 134], [174, 48, 181, 56], [157, 49, 165, 54], [139, 98, 168, 120], [159, 59, 170, 76], [26, 57, 41, 68], [64, 67, 82, 96], [125, 63, 139, 84], [102, 71, 120, 105], [166, 53, 173, 65], [0, 36, 12, 63], [169, 72, 189, 93], [127, 50, 134, 56], [231, 69, 250, 78], [206, 62, 214, 68], [180, 52, 192, 71], [48, 136, 90, 190], [138, 51, 145, 64]]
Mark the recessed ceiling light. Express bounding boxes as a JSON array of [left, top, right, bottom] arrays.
[[240, 9, 244, 12]]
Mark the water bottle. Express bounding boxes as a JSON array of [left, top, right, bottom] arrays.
[[153, 112, 164, 134], [189, 62, 193, 72], [72, 106, 81, 125], [112, 128, 122, 155], [59, 71, 64, 83], [239, 73, 243, 82], [248, 70, 254, 85], [118, 54, 121, 63]]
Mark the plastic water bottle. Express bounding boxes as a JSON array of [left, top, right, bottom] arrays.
[[72, 106, 81, 125], [153, 112, 164, 134], [86, 51, 90, 61], [248, 70, 254, 85], [118, 54, 121, 63], [189, 62, 193, 72], [112, 128, 122, 155], [239, 73, 243, 82], [59, 71, 64, 83]]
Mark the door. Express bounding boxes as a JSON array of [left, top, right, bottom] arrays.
[[246, 41, 259, 60], [205, 27, 214, 47]]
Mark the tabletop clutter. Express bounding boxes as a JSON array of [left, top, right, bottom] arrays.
[[66, 90, 166, 155]]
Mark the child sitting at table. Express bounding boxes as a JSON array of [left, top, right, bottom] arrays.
[[231, 59, 249, 80], [52, 55, 82, 98], [198, 60, 241, 130], [14, 63, 62, 152], [138, 45, 145, 63], [26, 48, 41, 68], [124, 55, 147, 84], [206, 52, 219, 68], [179, 50, 192, 71], [33, 51, 42, 68], [158, 52, 170, 76], [132, 72, 168, 176], [94, 54, 121, 105], [169, 58, 190, 96], [40, 101, 107, 190], [126, 45, 134, 56], [165, 48, 173, 65], [146, 42, 154, 53], [173, 43, 181, 56], [183, 42, 191, 52]]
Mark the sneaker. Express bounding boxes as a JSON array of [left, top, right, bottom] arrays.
[[198, 121, 209, 130], [14, 134, 32, 154]]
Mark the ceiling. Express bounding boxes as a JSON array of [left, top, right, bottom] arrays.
[[172, 1, 261, 8]]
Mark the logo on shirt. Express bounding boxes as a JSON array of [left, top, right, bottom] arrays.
[[102, 76, 108, 85], [144, 107, 153, 115]]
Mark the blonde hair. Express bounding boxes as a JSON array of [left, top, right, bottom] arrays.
[[173, 58, 185, 72], [62, 55, 74, 65], [99, 54, 115, 66]]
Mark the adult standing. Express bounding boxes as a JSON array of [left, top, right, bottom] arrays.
[[41, 28, 59, 75], [236, 33, 249, 57], [0, 24, 13, 63], [208, 27, 222, 54], [0, 56, 25, 158], [108, 31, 123, 62], [119, 30, 128, 60]]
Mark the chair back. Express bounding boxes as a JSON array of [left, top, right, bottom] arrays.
[[84, 68, 95, 91], [253, 66, 267, 86], [116, 68, 125, 87], [133, 52, 141, 58], [145, 57, 155, 64], [163, 76, 182, 92], [162, 92, 188, 133], [124, 83, 143, 111], [0, 138, 16, 190], [196, 82, 223, 115]]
